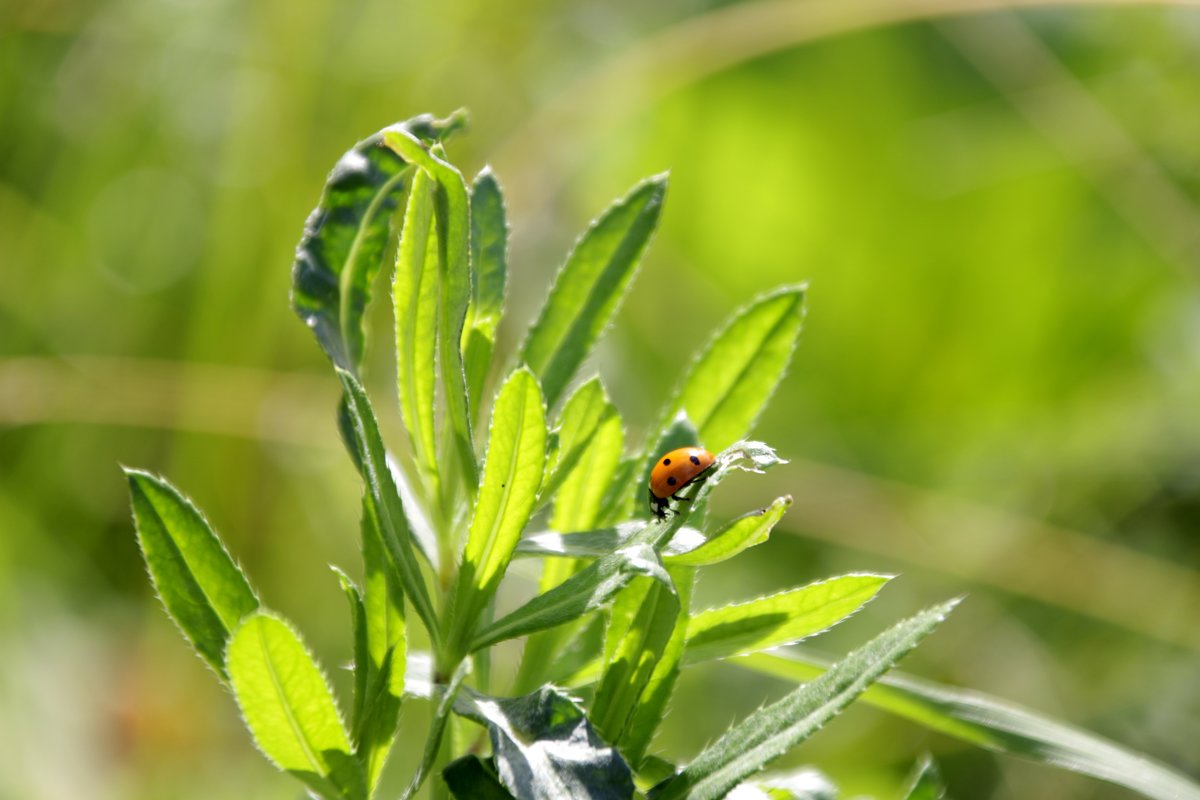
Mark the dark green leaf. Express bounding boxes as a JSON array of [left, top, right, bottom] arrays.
[[902, 755, 945, 800], [650, 600, 959, 800], [444, 756, 517, 800], [291, 113, 463, 373], [125, 469, 259, 676], [227, 611, 366, 800], [737, 649, 1200, 800], [458, 686, 634, 800], [521, 175, 667, 407]]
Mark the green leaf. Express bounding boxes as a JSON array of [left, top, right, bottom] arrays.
[[741, 768, 838, 800], [590, 568, 680, 746], [329, 567, 368, 738], [521, 174, 667, 407], [683, 573, 892, 665], [393, 165, 441, 491], [471, 543, 669, 652], [383, 130, 477, 489], [737, 649, 1200, 800], [458, 685, 635, 800], [902, 755, 945, 800], [337, 369, 439, 645], [656, 286, 806, 454], [355, 495, 405, 791], [448, 367, 547, 658], [463, 168, 509, 416], [665, 496, 790, 567], [444, 756, 518, 800], [620, 564, 695, 767], [650, 599, 959, 800], [540, 378, 619, 508], [401, 659, 471, 800], [227, 611, 367, 800], [291, 113, 463, 374], [125, 469, 259, 676]]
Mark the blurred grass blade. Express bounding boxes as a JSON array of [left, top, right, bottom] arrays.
[[448, 367, 546, 658], [902, 755, 945, 800], [650, 600, 959, 800], [356, 495, 405, 791], [683, 573, 892, 665], [444, 756, 518, 799], [655, 286, 805, 454], [383, 130, 477, 488], [471, 543, 668, 652], [337, 369, 439, 644], [458, 685, 634, 800], [620, 564, 694, 767], [738, 649, 1200, 800], [463, 168, 509, 416], [394, 166, 441, 491], [666, 495, 791, 567], [539, 377, 619, 508], [227, 611, 367, 800], [125, 469, 259, 677], [520, 174, 667, 407], [590, 567, 680, 746], [291, 113, 463, 374]]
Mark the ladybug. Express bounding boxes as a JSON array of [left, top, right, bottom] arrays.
[[649, 446, 715, 519]]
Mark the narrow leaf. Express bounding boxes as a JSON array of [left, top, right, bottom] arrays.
[[401, 660, 471, 800], [472, 543, 669, 651], [666, 496, 790, 567], [383, 130, 477, 487], [227, 611, 366, 800], [291, 113, 462, 373], [650, 599, 959, 800], [449, 367, 547, 658], [330, 567, 368, 736], [463, 168, 509, 416], [125, 469, 259, 676], [459, 686, 634, 800], [515, 523, 704, 560], [684, 573, 892, 665], [393, 166, 441, 490], [521, 174, 667, 407], [738, 649, 1200, 800], [338, 369, 439, 644], [656, 286, 806, 454]]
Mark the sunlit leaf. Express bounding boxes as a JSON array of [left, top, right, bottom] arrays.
[[521, 174, 667, 407], [683, 573, 892, 665], [655, 286, 805, 453], [650, 600, 959, 800], [665, 496, 790, 567], [125, 469, 259, 676], [448, 367, 546, 658], [540, 377, 619, 508], [227, 611, 366, 800]]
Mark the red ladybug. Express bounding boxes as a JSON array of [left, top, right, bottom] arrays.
[[648, 446, 715, 519]]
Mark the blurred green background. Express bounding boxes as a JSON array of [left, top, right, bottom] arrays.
[[3, 1, 1199, 797]]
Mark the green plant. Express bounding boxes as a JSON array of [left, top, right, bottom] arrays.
[[125, 112, 1200, 800]]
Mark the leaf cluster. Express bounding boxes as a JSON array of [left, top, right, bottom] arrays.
[[126, 113, 1200, 800]]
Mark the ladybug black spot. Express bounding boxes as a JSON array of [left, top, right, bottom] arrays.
[[690, 455, 701, 465], [667, 476, 677, 486], [663, 458, 671, 465]]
